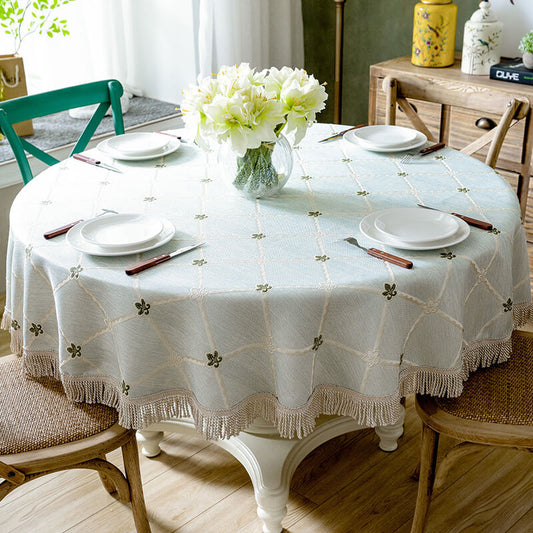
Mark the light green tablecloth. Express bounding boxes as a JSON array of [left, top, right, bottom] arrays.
[[3, 123, 532, 439]]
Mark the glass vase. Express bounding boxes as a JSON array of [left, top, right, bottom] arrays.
[[218, 134, 293, 198]]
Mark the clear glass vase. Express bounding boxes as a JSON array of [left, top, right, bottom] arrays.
[[217, 134, 293, 198]]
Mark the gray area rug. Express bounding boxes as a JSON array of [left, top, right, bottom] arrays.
[[0, 96, 183, 163]]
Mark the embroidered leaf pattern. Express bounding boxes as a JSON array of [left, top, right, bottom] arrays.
[[144, 196, 156, 202], [489, 227, 501, 235], [256, 283, 272, 293], [397, 172, 408, 177], [301, 175, 312, 181], [195, 214, 208, 220], [40, 200, 52, 205], [435, 154, 445, 160], [503, 298, 513, 313], [135, 299, 151, 315], [312, 335, 323, 351], [440, 252, 456, 260], [252, 233, 266, 239], [207, 350, 222, 368], [11, 320, 20, 330], [308, 211, 322, 217], [25, 245, 32, 258], [342, 158, 352, 163], [315, 255, 330, 262], [382, 283, 397, 301], [69, 265, 83, 279], [200, 178, 212, 183], [193, 259, 207, 266], [457, 187, 470, 193], [67, 343, 81, 358], [357, 190, 369, 196], [122, 380, 130, 395], [29, 323, 43, 336]]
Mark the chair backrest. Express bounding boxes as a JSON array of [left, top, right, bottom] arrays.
[[381, 76, 530, 170], [0, 79, 125, 185]]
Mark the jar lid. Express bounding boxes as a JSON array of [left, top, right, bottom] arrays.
[[421, 0, 452, 4], [469, 1, 498, 23]]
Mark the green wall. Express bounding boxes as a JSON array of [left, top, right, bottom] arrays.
[[302, 0, 480, 125]]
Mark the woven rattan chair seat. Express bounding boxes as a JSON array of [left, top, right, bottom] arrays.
[[434, 333, 533, 425], [0, 355, 118, 455]]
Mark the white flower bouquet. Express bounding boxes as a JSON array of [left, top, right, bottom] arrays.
[[181, 63, 327, 196]]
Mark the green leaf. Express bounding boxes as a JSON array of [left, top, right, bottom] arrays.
[[47, 30, 52, 37]]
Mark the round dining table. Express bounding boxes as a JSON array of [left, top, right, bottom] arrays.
[[3, 123, 532, 533]]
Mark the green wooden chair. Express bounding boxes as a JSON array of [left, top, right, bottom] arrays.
[[0, 79, 125, 185]]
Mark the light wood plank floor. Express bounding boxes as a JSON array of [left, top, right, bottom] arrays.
[[2, 218, 533, 532]]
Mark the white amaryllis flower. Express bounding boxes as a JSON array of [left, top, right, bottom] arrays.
[[180, 63, 327, 153]]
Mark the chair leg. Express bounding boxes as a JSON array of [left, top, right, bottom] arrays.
[[122, 435, 151, 533], [411, 423, 439, 533]]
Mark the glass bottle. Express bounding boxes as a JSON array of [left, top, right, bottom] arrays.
[[411, 0, 458, 67]]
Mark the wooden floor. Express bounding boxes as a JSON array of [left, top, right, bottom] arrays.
[[2, 201, 533, 532]]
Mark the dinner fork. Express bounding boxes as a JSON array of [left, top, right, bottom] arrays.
[[400, 142, 446, 164]]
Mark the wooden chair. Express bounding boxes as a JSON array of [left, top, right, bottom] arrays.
[[0, 79, 125, 184], [382, 76, 530, 170], [410, 327, 533, 532], [0, 354, 151, 532]]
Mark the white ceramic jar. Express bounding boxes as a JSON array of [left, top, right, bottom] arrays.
[[461, 0, 503, 75]]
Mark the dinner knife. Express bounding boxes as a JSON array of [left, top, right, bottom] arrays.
[[318, 124, 366, 143], [344, 237, 413, 269], [125, 242, 206, 275], [419, 142, 446, 155], [417, 204, 493, 230], [73, 153, 122, 173]]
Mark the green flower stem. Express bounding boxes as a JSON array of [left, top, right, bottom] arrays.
[[233, 142, 279, 194]]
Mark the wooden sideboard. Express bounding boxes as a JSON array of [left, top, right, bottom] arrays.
[[369, 54, 533, 219]]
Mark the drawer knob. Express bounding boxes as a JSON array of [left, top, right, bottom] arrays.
[[475, 117, 496, 130]]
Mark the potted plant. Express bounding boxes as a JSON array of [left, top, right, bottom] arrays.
[[0, 0, 75, 133], [518, 30, 533, 69]]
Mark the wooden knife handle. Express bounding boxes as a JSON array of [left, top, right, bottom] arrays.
[[367, 248, 413, 269], [451, 213, 493, 230], [43, 220, 84, 239], [125, 254, 171, 275], [420, 142, 446, 156]]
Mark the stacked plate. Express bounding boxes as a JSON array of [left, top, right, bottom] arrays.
[[344, 125, 427, 152], [360, 208, 470, 250], [97, 132, 180, 160], [66, 213, 175, 256]]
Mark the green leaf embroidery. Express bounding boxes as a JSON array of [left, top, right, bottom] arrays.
[[312, 335, 323, 351], [29, 323, 43, 336], [382, 283, 397, 301], [440, 252, 456, 260], [195, 214, 208, 220], [503, 298, 513, 313], [193, 259, 207, 266], [122, 380, 130, 395], [256, 283, 272, 293], [488, 227, 501, 235], [457, 187, 470, 193], [252, 233, 266, 239], [206, 350, 222, 368], [357, 190, 369, 196], [315, 255, 330, 262], [308, 211, 322, 217], [135, 299, 151, 315], [67, 343, 81, 358], [11, 320, 20, 330], [69, 265, 83, 279]]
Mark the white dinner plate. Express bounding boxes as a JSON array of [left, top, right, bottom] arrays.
[[80, 213, 164, 249], [67, 218, 175, 256], [97, 136, 180, 161], [344, 129, 427, 153], [106, 132, 170, 157], [360, 211, 470, 250], [373, 208, 459, 244], [350, 125, 417, 149]]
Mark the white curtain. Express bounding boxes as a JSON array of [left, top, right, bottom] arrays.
[[3, 0, 304, 102], [198, 0, 304, 77]]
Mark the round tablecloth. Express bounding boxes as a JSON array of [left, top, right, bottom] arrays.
[[3, 123, 532, 439]]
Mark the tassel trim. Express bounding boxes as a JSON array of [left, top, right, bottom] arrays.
[[7, 301, 533, 440]]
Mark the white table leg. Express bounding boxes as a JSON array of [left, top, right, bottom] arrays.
[[137, 429, 165, 457], [139, 410, 405, 533]]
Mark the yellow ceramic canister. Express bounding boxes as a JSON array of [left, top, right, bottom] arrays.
[[411, 0, 458, 67]]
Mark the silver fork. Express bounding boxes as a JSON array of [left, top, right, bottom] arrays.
[[399, 142, 446, 164]]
